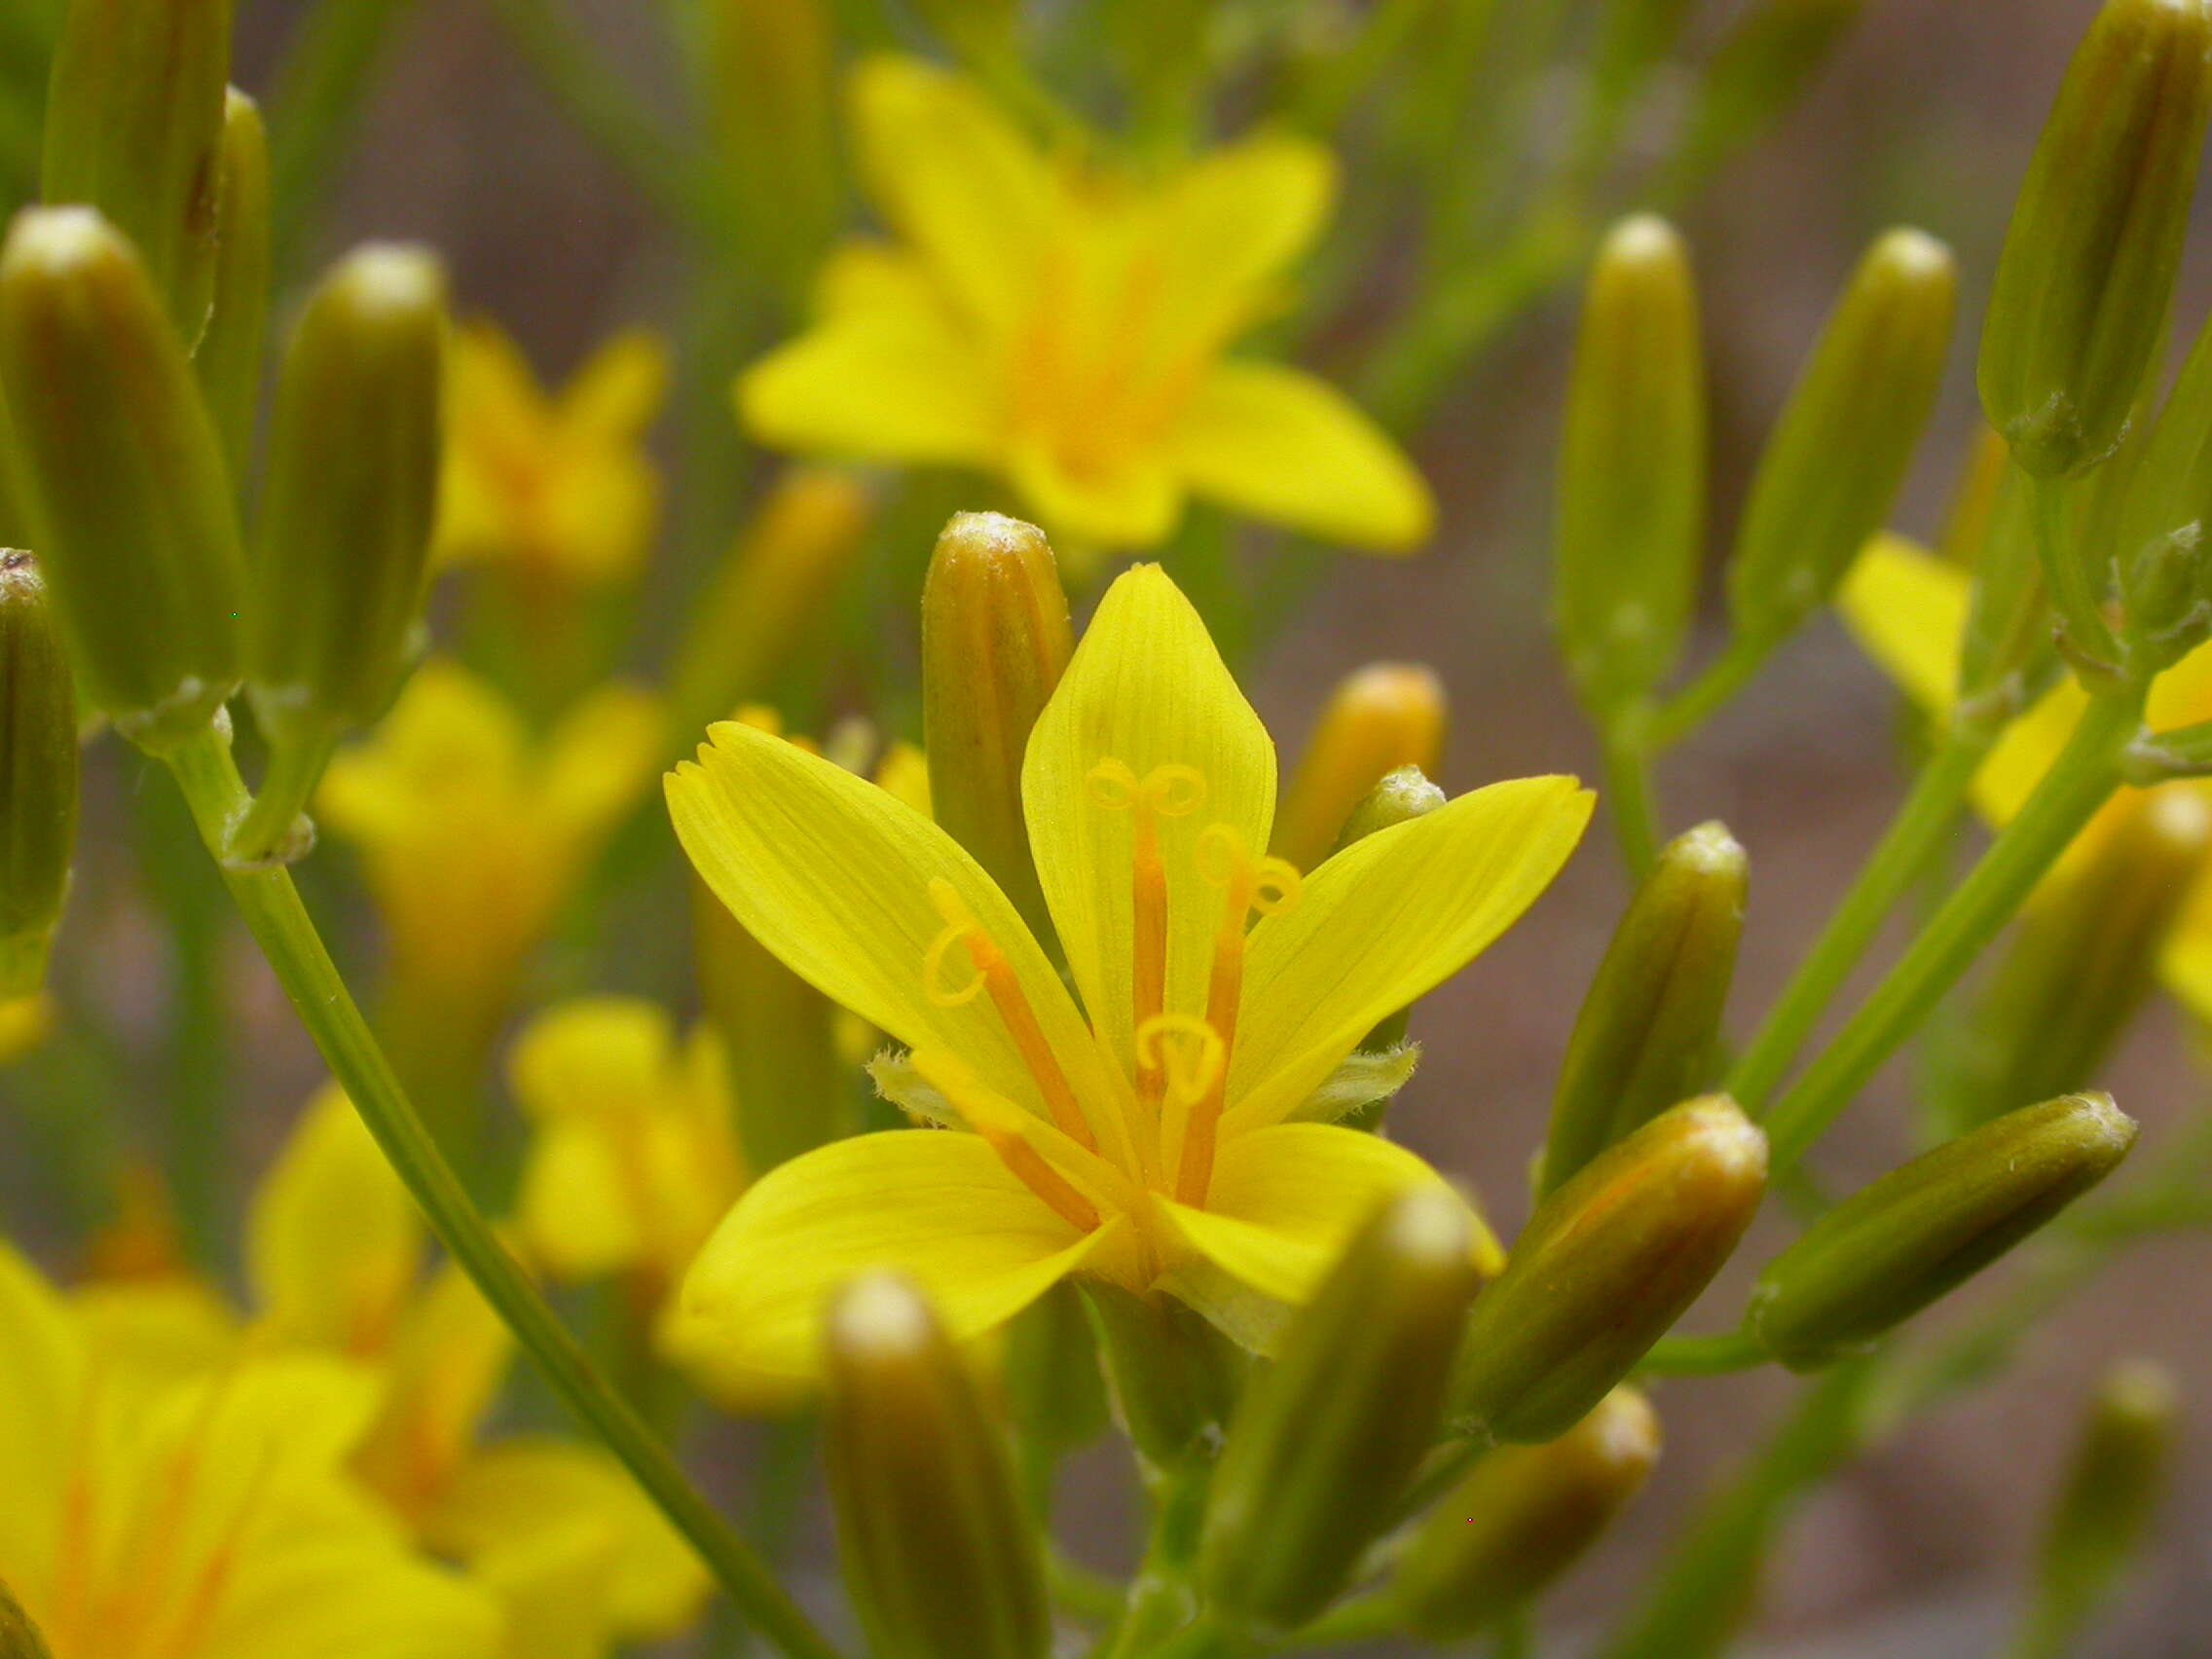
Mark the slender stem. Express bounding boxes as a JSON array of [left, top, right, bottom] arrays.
[[2028, 470, 2124, 680], [1599, 726, 1661, 877], [1637, 1328, 1768, 1379], [1282, 1595, 1399, 1650], [1726, 725, 1993, 1113], [159, 722, 843, 1659], [1049, 1549, 1130, 1625], [1760, 686, 2145, 1174], [1645, 634, 1773, 753], [229, 720, 339, 867]]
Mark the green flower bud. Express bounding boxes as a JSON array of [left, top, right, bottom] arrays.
[[1938, 794, 2206, 1134], [1081, 1281, 1243, 1472], [2015, 1361, 2178, 1659], [0, 555, 79, 997], [40, 0, 232, 344], [1540, 822, 1746, 1198], [1726, 228, 1957, 647], [0, 207, 245, 748], [249, 245, 445, 745], [1456, 1098, 1767, 1444], [1201, 1189, 1484, 1633], [1390, 1387, 1662, 1641], [1553, 214, 1705, 719], [1674, 0, 1863, 185], [1980, 0, 2212, 479], [922, 511, 1071, 946], [196, 89, 270, 479], [1749, 1093, 2137, 1371], [2111, 309, 2212, 672], [824, 1272, 1050, 1659], [1274, 664, 1448, 870]]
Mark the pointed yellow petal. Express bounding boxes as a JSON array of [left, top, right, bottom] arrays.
[[1023, 565, 1276, 1082], [507, 997, 674, 1124], [517, 1125, 645, 1282], [1151, 133, 1336, 366], [2160, 864, 2212, 1023], [355, 1262, 515, 1509], [848, 55, 1052, 337], [1834, 534, 1969, 714], [2148, 635, 2212, 730], [739, 313, 1000, 468], [664, 1129, 1116, 1404], [1156, 1123, 1495, 1309], [669, 719, 1124, 1141], [0, 1242, 81, 1573], [1226, 775, 1593, 1130], [1006, 435, 1184, 547], [1173, 360, 1433, 550], [247, 1086, 423, 1357], [560, 328, 668, 440]]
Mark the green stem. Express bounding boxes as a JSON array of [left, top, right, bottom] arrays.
[[1049, 1549, 1130, 1626], [1760, 685, 2144, 1174], [1726, 724, 1993, 1113], [1599, 726, 1661, 877], [1637, 1328, 1768, 1378], [159, 722, 843, 1659], [1645, 634, 1772, 753], [2029, 471, 2124, 682], [229, 720, 340, 867]]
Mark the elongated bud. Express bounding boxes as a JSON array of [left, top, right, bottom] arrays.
[[669, 468, 871, 735], [1674, 0, 1863, 184], [706, 0, 839, 291], [692, 870, 847, 1171], [1749, 1093, 2137, 1371], [0, 556, 78, 997], [2112, 310, 2212, 672], [1391, 1388, 1662, 1641], [196, 90, 270, 478], [40, 0, 232, 344], [1726, 229, 1956, 646], [1938, 794, 2207, 1134], [0, 207, 244, 747], [1457, 1098, 1765, 1444], [1956, 462, 2059, 719], [2015, 1361, 2178, 1659], [1081, 1282, 1243, 1472], [825, 1273, 1050, 1659], [1273, 664, 1448, 870], [920, 513, 1070, 943], [1981, 0, 2212, 478], [1554, 215, 1705, 719], [1540, 822, 1746, 1198], [1201, 1189, 1484, 1632], [250, 245, 445, 743]]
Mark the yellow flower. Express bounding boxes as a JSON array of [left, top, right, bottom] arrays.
[[250, 1088, 713, 1658], [434, 321, 667, 583], [1836, 535, 2212, 1018], [738, 56, 1433, 552], [507, 997, 746, 1296], [0, 1237, 499, 1659], [316, 661, 664, 1027], [665, 565, 1590, 1402]]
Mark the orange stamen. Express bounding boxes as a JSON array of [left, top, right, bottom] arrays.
[[925, 1053, 1105, 1233], [1086, 760, 1205, 1117]]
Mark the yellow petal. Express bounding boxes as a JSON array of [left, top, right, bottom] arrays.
[[516, 1124, 645, 1283], [1172, 359, 1433, 550], [1022, 565, 1276, 1084], [1225, 775, 1594, 1131], [1151, 133, 1336, 367], [2148, 635, 2212, 730], [560, 328, 668, 440], [1005, 435, 1184, 547], [542, 681, 666, 835], [0, 1242, 81, 1575], [664, 1128, 1115, 1404], [247, 1086, 423, 1356], [1833, 533, 1969, 714], [667, 719, 1124, 1145], [1156, 1123, 1495, 1311], [739, 312, 1000, 468], [2160, 858, 2212, 1023], [72, 1278, 240, 1390], [507, 997, 674, 1124], [429, 1438, 710, 1642], [848, 55, 1053, 337], [355, 1262, 515, 1514]]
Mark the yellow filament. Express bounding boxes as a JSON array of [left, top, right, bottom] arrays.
[[922, 879, 1096, 1152], [1087, 760, 1206, 1112], [930, 1058, 1102, 1233], [1135, 1013, 1226, 1108]]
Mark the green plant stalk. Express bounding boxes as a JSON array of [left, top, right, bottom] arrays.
[[1760, 685, 2145, 1173], [1645, 633, 1773, 752], [1727, 724, 1993, 1112], [159, 721, 843, 1659], [1637, 1328, 1768, 1378], [1599, 722, 1662, 876]]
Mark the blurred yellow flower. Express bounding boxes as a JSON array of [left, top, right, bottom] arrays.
[[317, 661, 664, 1035], [0, 1236, 499, 1659], [665, 566, 1588, 1402], [435, 321, 667, 584], [739, 56, 1433, 552], [1837, 535, 2212, 1019], [507, 997, 745, 1298], [0, 990, 52, 1063]]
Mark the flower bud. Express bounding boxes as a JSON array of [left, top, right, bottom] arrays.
[[1674, 0, 1863, 184], [249, 245, 445, 747], [824, 1272, 1050, 1659], [1201, 1189, 1484, 1632], [1726, 228, 1956, 647], [1980, 0, 2212, 478], [921, 512, 1071, 945], [669, 467, 871, 736], [1456, 1098, 1766, 1444], [39, 0, 232, 344], [1540, 822, 1746, 1198], [1390, 1388, 1662, 1641], [1749, 1092, 2138, 1371], [2017, 1361, 2178, 1659], [0, 556, 78, 997], [2111, 309, 2212, 673], [1553, 214, 1705, 719], [0, 207, 245, 747], [1937, 793, 2207, 1133], [1081, 1282, 1243, 1472], [195, 89, 270, 477], [1274, 663, 1448, 870]]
